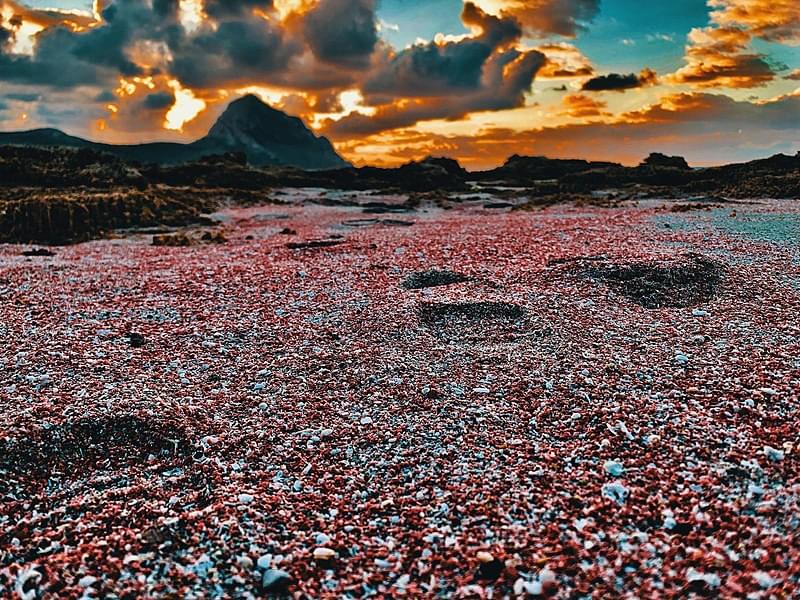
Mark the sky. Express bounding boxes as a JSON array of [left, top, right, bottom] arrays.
[[0, 0, 798, 169]]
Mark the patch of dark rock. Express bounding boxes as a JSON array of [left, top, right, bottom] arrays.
[[342, 218, 379, 227], [127, 331, 146, 347], [483, 202, 513, 209], [0, 415, 192, 485], [286, 240, 345, 250], [153, 230, 227, 246], [362, 204, 413, 214], [402, 270, 470, 290], [475, 559, 505, 581], [547, 255, 607, 267], [0, 188, 224, 245], [343, 218, 414, 228], [585, 254, 721, 309], [262, 569, 292, 594], [419, 301, 525, 325], [279, 227, 297, 235], [380, 219, 415, 226], [22, 248, 55, 257]]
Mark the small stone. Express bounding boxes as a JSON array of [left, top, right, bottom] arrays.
[[601, 481, 628, 505], [261, 568, 291, 593], [238, 493, 255, 504], [753, 571, 780, 588], [238, 555, 254, 570], [127, 332, 146, 347], [314, 533, 331, 545], [570, 412, 582, 421], [476, 556, 504, 581], [313, 547, 337, 561], [360, 416, 373, 425], [763, 445, 784, 462], [78, 575, 97, 588], [692, 309, 710, 317], [603, 460, 624, 477], [674, 353, 689, 365], [476, 551, 494, 563], [257, 554, 272, 570], [686, 568, 720, 588]]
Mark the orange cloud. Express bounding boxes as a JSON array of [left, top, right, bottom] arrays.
[[337, 91, 800, 169], [671, 0, 800, 89], [709, 0, 800, 45], [559, 93, 609, 118], [472, 0, 600, 37], [536, 42, 594, 79], [670, 26, 774, 88]]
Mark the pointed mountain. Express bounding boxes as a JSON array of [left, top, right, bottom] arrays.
[[0, 95, 349, 171], [197, 94, 348, 170]]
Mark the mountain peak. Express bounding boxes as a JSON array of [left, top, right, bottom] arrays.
[[203, 95, 348, 170]]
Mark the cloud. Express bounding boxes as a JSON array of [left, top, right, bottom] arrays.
[[302, 0, 378, 69], [560, 93, 609, 117], [709, 0, 800, 45], [143, 90, 174, 109], [471, 0, 600, 37], [326, 45, 545, 137], [340, 91, 800, 169], [536, 42, 594, 78], [670, 1, 800, 89], [784, 68, 800, 80], [316, 3, 546, 138], [582, 68, 657, 92], [670, 26, 775, 88]]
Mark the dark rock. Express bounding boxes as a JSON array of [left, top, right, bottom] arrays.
[[419, 302, 525, 324], [402, 270, 470, 290], [476, 559, 505, 581], [585, 254, 721, 309], [127, 332, 146, 348], [286, 240, 344, 250], [640, 153, 691, 170], [22, 248, 55, 257], [279, 228, 297, 235], [261, 569, 292, 594]]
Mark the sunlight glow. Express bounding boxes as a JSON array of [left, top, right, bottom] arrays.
[[179, 0, 204, 33], [164, 80, 206, 131]]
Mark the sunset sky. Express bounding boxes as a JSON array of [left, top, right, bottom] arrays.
[[0, 0, 798, 169]]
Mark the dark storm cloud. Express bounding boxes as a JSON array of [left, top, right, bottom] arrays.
[[582, 68, 657, 91], [5, 92, 41, 101], [169, 18, 300, 87], [302, 0, 379, 69], [0, 27, 108, 87], [363, 3, 521, 98], [326, 47, 545, 137], [203, 0, 274, 18], [143, 91, 174, 109]]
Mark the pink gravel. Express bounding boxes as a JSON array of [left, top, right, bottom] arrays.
[[1, 197, 798, 598]]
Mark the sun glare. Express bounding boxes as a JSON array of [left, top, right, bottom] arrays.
[[164, 80, 206, 131], [178, 0, 204, 33]]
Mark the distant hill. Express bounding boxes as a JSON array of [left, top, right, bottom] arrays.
[[0, 95, 349, 171]]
